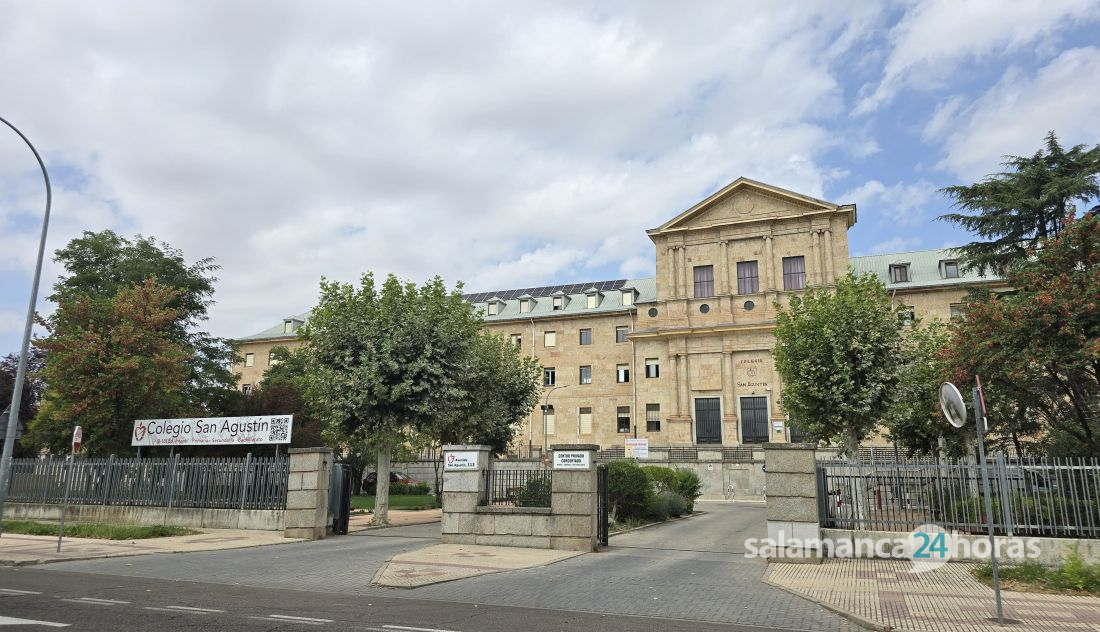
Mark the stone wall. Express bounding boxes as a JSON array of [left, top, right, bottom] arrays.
[[4, 502, 282, 531], [764, 443, 821, 562]]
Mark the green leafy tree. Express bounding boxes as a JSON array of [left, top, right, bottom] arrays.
[[773, 271, 905, 457], [304, 273, 483, 523], [882, 321, 970, 458], [26, 279, 190, 455], [940, 132, 1100, 275], [1, 349, 45, 458], [943, 214, 1100, 456], [234, 346, 325, 451], [50, 230, 238, 417]]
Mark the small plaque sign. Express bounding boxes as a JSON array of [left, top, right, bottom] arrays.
[[553, 451, 591, 470], [444, 451, 479, 470]]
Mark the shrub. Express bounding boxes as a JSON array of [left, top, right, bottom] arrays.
[[673, 469, 703, 512], [607, 460, 653, 521], [648, 491, 688, 521], [641, 466, 677, 493], [391, 482, 431, 495], [515, 476, 552, 507]]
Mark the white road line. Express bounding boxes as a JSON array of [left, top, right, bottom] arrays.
[[143, 606, 222, 614], [0, 615, 69, 627], [268, 615, 334, 623], [61, 597, 130, 605], [383, 625, 461, 632], [247, 617, 325, 626], [0, 588, 42, 595]]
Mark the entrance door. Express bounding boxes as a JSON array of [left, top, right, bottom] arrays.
[[740, 396, 769, 443], [694, 397, 722, 444]]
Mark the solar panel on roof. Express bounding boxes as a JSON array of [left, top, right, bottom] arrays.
[[463, 279, 628, 303]]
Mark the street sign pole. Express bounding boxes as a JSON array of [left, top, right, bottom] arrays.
[[972, 379, 1003, 624], [57, 426, 81, 552]]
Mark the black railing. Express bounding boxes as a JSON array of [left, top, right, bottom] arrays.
[[723, 447, 755, 462], [596, 447, 625, 461], [668, 447, 698, 462], [479, 469, 552, 508]]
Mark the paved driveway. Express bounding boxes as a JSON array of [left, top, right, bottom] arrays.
[[47, 503, 861, 631]]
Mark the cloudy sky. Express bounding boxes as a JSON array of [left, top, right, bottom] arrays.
[[1, 0, 1099, 351]]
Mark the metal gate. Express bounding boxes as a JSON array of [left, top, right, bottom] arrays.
[[328, 463, 352, 535], [597, 464, 609, 547], [695, 397, 722, 444]]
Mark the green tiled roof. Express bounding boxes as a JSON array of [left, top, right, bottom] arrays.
[[849, 247, 1001, 290]]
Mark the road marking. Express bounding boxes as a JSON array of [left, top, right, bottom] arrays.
[[248, 615, 332, 626], [383, 625, 461, 632], [61, 597, 129, 605], [0, 589, 42, 595], [0, 616, 69, 627], [143, 606, 223, 614]]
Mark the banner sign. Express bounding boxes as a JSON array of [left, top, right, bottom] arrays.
[[444, 451, 479, 470], [132, 415, 293, 447], [625, 438, 649, 459]]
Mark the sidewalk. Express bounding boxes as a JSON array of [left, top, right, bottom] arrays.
[[765, 558, 1100, 632], [371, 543, 583, 588], [348, 508, 442, 532], [0, 528, 298, 566]]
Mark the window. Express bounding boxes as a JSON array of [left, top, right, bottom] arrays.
[[552, 296, 564, 310], [693, 265, 714, 297], [586, 293, 598, 309], [579, 407, 593, 434], [510, 334, 522, 347], [617, 406, 631, 433], [520, 299, 532, 313], [950, 303, 965, 320], [487, 302, 498, 316], [244, 353, 255, 367], [283, 321, 294, 334], [737, 260, 759, 294], [543, 367, 556, 386], [622, 290, 634, 306], [782, 256, 806, 291], [645, 358, 659, 378], [901, 306, 915, 326], [242, 383, 253, 395], [616, 363, 630, 383], [544, 331, 557, 347], [943, 260, 960, 279], [579, 365, 592, 385], [615, 326, 628, 343], [543, 405, 556, 435], [268, 351, 281, 366], [646, 404, 661, 432], [579, 329, 592, 345], [890, 264, 910, 283]]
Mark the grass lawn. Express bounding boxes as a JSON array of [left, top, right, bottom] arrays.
[[0, 520, 197, 540], [351, 494, 439, 511], [974, 555, 1100, 595]]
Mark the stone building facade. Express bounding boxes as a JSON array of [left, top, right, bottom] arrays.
[[231, 178, 1002, 452]]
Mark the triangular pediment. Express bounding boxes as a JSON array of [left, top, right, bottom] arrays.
[[649, 177, 852, 235]]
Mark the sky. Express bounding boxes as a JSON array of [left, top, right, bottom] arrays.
[[1, 0, 1099, 352]]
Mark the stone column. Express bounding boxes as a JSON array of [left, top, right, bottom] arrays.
[[680, 246, 689, 298], [719, 240, 730, 295], [672, 353, 682, 416], [284, 447, 333, 540], [763, 443, 822, 563], [823, 229, 834, 284], [440, 444, 492, 545], [721, 350, 738, 443], [666, 246, 676, 298], [550, 444, 599, 552], [764, 235, 775, 291], [678, 350, 690, 420], [809, 230, 819, 287]]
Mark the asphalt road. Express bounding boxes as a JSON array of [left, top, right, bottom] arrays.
[[2, 566, 795, 632]]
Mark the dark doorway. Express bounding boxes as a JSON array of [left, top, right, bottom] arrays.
[[694, 397, 722, 444], [740, 396, 769, 443]]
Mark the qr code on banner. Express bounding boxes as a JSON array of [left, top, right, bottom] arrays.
[[268, 416, 291, 442]]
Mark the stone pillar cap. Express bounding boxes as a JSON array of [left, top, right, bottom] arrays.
[[550, 444, 600, 451], [442, 444, 492, 451]]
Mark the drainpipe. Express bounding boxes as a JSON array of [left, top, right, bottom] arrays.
[[631, 309, 638, 439]]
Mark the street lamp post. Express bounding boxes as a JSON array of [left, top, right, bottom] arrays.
[[0, 116, 52, 537], [541, 384, 568, 457]]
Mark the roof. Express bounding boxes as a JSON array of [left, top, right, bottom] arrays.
[[849, 247, 1000, 291], [236, 311, 311, 342]]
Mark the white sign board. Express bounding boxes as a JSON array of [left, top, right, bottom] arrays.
[[444, 451, 479, 470], [132, 415, 293, 447], [553, 451, 591, 470], [625, 438, 649, 459]]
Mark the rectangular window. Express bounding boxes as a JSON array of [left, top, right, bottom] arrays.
[[782, 256, 806, 291], [579, 365, 592, 385], [737, 260, 760, 294], [543, 367, 556, 387], [552, 296, 564, 310], [544, 331, 556, 347], [693, 265, 714, 297], [943, 260, 959, 279], [543, 405, 555, 435], [579, 407, 593, 434], [520, 299, 531, 313], [617, 406, 631, 433], [487, 302, 498, 316], [510, 334, 522, 347], [242, 383, 253, 395], [645, 358, 659, 378], [901, 307, 915, 326], [244, 353, 255, 367], [622, 291, 634, 306], [579, 329, 592, 345], [268, 351, 280, 366], [950, 303, 965, 320], [283, 321, 294, 334], [616, 363, 630, 383], [890, 264, 910, 283], [646, 404, 661, 432], [615, 326, 628, 343], [586, 294, 598, 309]]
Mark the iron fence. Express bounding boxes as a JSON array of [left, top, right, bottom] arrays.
[[818, 456, 1100, 538], [479, 469, 552, 508], [6, 455, 289, 510]]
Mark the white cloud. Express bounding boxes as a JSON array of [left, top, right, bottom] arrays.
[[856, 0, 1100, 114], [840, 179, 939, 226], [864, 237, 924, 255], [926, 46, 1100, 180], [0, 311, 24, 334]]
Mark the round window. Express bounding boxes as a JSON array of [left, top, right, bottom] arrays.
[[744, 300, 755, 311], [699, 304, 710, 314], [647, 307, 658, 318]]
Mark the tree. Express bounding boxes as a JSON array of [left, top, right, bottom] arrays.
[[26, 279, 190, 455], [236, 346, 325, 450], [882, 321, 970, 458], [942, 214, 1099, 456], [940, 132, 1100, 275], [0, 348, 45, 457], [773, 271, 905, 457], [50, 230, 238, 417], [304, 273, 483, 523]]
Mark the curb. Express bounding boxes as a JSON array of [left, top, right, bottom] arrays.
[[608, 511, 706, 538], [0, 535, 304, 568], [762, 574, 892, 632]]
